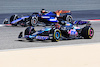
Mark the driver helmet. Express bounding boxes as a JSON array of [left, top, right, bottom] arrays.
[[41, 9, 46, 13]]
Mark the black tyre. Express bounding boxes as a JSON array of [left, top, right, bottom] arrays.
[[10, 14, 19, 23], [63, 15, 73, 22], [29, 16, 38, 26], [66, 15, 73, 22], [51, 29, 61, 42], [24, 26, 36, 35], [24, 26, 36, 40], [81, 26, 94, 39]]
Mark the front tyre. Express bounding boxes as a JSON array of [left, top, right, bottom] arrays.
[[81, 26, 94, 39], [24, 26, 36, 35], [51, 29, 61, 42], [24, 26, 36, 40], [10, 14, 19, 23]]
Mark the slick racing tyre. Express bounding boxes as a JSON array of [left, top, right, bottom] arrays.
[[63, 15, 73, 23], [24, 26, 36, 35], [29, 16, 38, 26], [24, 26, 36, 40], [10, 14, 19, 23], [66, 15, 73, 23], [52, 29, 61, 42], [81, 26, 94, 39]]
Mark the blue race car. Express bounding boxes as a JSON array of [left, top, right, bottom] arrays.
[[3, 9, 73, 26], [29, 10, 73, 26], [18, 20, 94, 42]]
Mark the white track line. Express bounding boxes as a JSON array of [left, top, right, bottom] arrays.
[[82, 19, 100, 23], [0, 24, 5, 27]]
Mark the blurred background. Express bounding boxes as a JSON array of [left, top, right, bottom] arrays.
[[0, 0, 100, 14]]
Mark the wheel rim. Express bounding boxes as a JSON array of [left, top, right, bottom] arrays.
[[54, 29, 61, 41], [90, 29, 93, 36], [88, 28, 94, 38], [55, 32, 60, 39], [66, 15, 72, 22], [31, 19, 37, 25]]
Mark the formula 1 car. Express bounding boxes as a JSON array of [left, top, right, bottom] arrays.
[[30, 10, 73, 26], [3, 14, 30, 27], [3, 10, 73, 26], [18, 20, 94, 42]]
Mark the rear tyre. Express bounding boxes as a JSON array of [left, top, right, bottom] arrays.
[[81, 26, 94, 39], [66, 15, 73, 22], [10, 14, 19, 26], [51, 29, 61, 42], [63, 15, 73, 22], [29, 16, 38, 26]]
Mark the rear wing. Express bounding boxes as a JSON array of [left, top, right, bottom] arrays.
[[55, 10, 71, 17], [55, 10, 71, 14]]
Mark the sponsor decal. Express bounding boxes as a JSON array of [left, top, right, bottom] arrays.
[[36, 36, 49, 40], [68, 29, 78, 36], [49, 18, 57, 21], [41, 16, 50, 18]]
